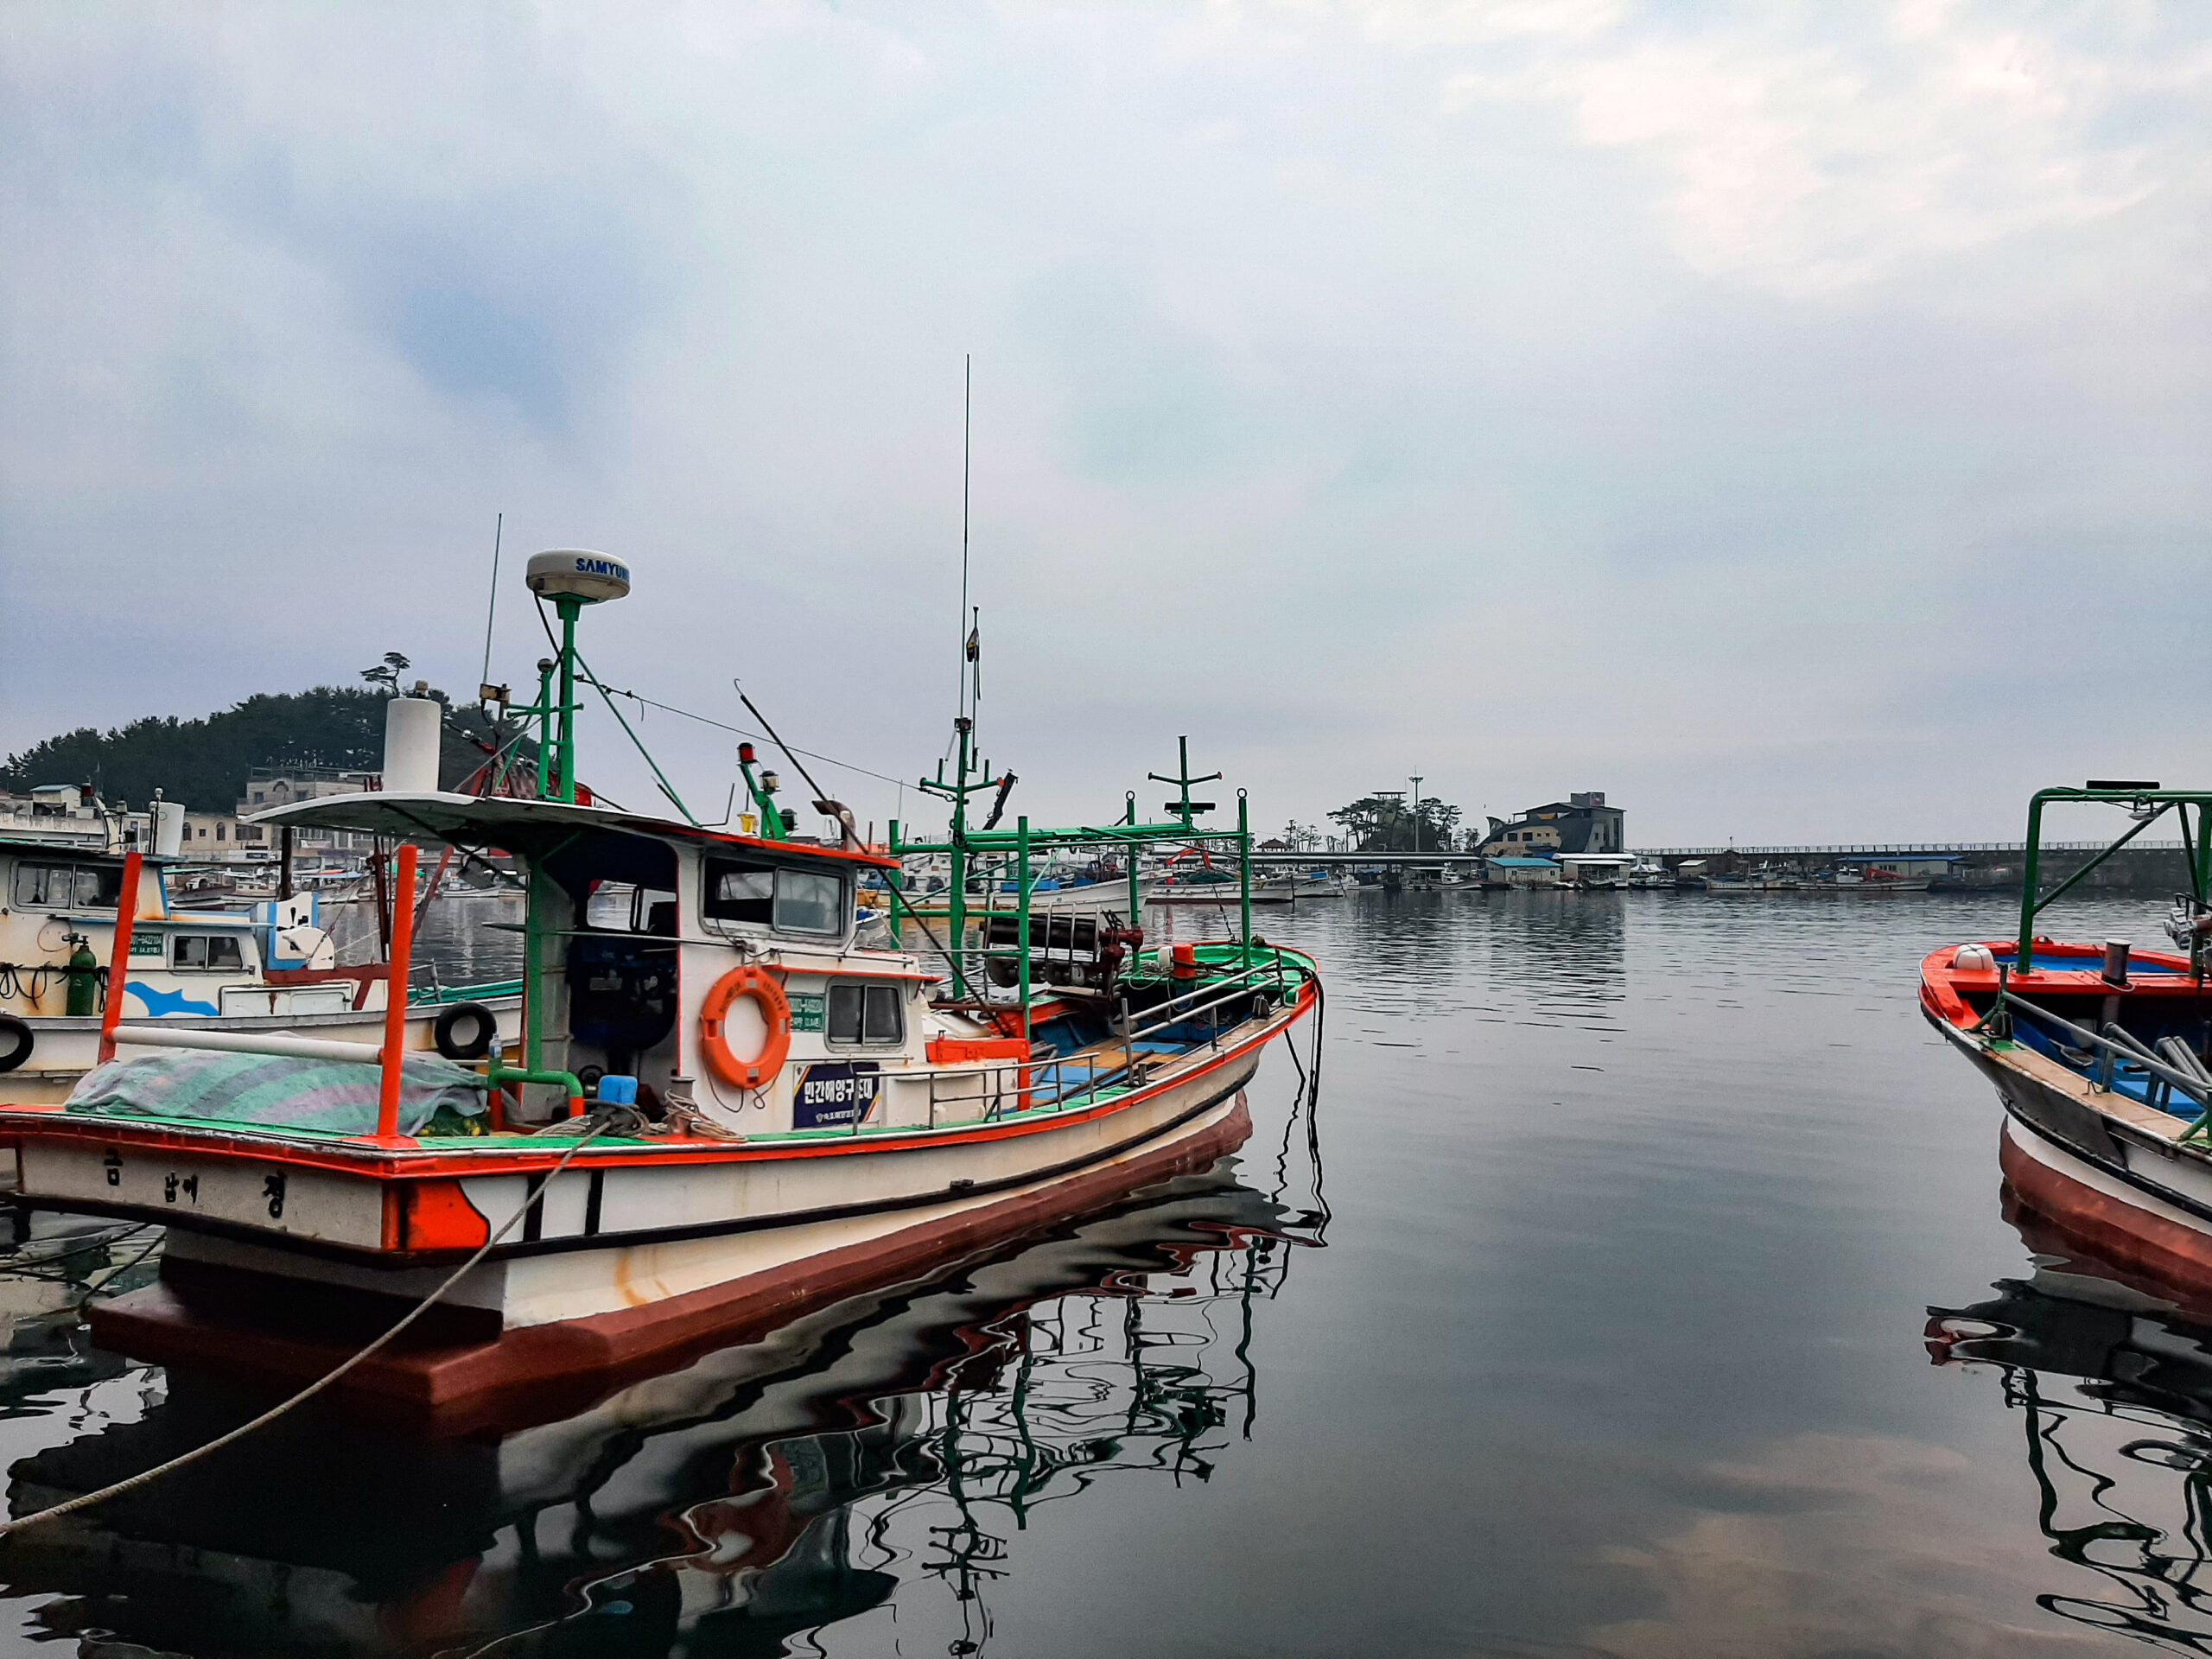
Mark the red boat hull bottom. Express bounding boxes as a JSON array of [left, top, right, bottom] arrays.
[[90, 1095, 1255, 1434], [1998, 1116, 2212, 1295]]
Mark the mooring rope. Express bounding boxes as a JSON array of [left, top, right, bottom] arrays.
[[0, 1122, 610, 1538]]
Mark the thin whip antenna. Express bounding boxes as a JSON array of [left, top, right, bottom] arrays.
[[480, 512, 504, 688], [959, 354, 971, 726]]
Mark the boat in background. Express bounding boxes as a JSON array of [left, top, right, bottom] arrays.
[[1923, 781, 2212, 1294], [0, 833, 520, 1106]]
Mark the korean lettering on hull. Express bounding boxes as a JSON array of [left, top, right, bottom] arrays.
[[20, 1141, 386, 1247]]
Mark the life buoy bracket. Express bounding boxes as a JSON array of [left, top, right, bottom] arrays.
[[700, 964, 791, 1091]]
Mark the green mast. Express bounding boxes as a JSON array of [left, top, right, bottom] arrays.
[[912, 715, 1001, 1001]]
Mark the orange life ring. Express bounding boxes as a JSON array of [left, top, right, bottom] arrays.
[[700, 964, 791, 1090]]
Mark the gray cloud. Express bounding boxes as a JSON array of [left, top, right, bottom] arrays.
[[3, 1, 2206, 844]]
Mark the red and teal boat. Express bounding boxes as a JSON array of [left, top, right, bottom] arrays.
[[1923, 782, 2212, 1290]]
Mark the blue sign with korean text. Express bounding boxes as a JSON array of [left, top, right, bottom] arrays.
[[793, 1062, 880, 1130]]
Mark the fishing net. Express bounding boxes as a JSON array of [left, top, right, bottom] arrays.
[[66, 1050, 490, 1137]]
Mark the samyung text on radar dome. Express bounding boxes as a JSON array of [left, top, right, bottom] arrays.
[[525, 550, 631, 605]]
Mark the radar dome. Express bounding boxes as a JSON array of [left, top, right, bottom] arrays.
[[526, 549, 632, 604]]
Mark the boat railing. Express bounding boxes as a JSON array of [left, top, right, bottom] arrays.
[[1985, 989, 2212, 1134], [913, 957, 1308, 1131]]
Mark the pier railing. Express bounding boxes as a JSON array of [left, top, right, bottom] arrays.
[[1634, 842, 2187, 856]]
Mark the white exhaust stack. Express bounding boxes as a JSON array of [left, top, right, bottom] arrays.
[[151, 799, 184, 858], [382, 695, 442, 794]]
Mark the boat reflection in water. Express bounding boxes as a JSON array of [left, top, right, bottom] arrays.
[[0, 1075, 1326, 1656], [1928, 1192, 2212, 1651]]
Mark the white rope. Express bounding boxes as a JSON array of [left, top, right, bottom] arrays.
[[0, 1122, 609, 1537]]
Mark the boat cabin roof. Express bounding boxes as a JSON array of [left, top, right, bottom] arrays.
[[246, 791, 898, 871], [0, 836, 174, 865]]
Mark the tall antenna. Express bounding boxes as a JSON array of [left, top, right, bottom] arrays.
[[480, 512, 504, 689], [958, 354, 971, 722]]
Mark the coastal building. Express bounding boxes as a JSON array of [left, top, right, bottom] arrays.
[[0, 785, 148, 851], [1485, 855, 1563, 888], [179, 810, 253, 855], [236, 766, 378, 858], [1478, 792, 1625, 858]]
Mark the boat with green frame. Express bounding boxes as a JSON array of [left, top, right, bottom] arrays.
[[1922, 780, 2212, 1294], [0, 550, 1321, 1422]]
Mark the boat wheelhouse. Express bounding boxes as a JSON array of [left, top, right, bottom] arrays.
[[0, 550, 1320, 1421], [1923, 783, 2212, 1292]]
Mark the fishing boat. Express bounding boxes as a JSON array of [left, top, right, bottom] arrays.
[[0, 835, 520, 1106], [1922, 782, 2212, 1292], [0, 551, 1320, 1420]]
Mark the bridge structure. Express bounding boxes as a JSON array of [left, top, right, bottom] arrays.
[[1247, 849, 1485, 867]]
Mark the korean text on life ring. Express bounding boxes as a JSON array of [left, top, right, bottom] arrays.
[[700, 964, 791, 1090]]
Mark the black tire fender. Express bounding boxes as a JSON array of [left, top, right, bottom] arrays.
[[431, 1001, 498, 1062], [0, 1017, 31, 1075]]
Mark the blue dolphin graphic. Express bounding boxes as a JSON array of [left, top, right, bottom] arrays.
[[124, 983, 223, 1019]]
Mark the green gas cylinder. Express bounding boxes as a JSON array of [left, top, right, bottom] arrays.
[[64, 935, 99, 1017]]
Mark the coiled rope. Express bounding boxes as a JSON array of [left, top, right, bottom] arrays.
[[0, 1119, 610, 1538]]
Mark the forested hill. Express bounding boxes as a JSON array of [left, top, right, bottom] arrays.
[[0, 688, 511, 813]]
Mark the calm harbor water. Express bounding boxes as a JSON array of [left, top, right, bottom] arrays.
[[1, 888, 2204, 1656]]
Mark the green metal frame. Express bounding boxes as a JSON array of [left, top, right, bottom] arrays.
[[2016, 785, 2212, 975], [896, 734, 1259, 1020]]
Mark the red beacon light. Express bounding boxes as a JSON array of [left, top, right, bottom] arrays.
[[739, 743, 755, 764]]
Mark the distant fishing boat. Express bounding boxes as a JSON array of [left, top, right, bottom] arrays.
[[0, 840, 519, 1106], [1923, 782, 2212, 1291], [0, 551, 1320, 1419]]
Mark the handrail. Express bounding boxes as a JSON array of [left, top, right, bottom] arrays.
[[914, 964, 1311, 1127]]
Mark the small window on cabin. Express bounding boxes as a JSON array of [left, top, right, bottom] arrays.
[[703, 861, 775, 927], [863, 983, 901, 1043], [829, 982, 904, 1046], [586, 882, 638, 930], [773, 868, 845, 936], [12, 864, 62, 907], [10, 863, 120, 910], [173, 935, 245, 971]]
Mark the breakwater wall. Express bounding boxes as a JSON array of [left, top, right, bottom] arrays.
[[1631, 843, 2196, 894]]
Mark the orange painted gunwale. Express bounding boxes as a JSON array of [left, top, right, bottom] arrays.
[[0, 976, 1315, 1185], [1919, 939, 2206, 1029]]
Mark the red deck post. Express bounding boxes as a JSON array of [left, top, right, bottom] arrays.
[[377, 843, 418, 1141], [95, 851, 143, 1066]]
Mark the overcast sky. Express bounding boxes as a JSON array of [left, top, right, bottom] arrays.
[[3, 2, 2206, 847]]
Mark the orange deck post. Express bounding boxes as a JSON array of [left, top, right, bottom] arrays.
[[376, 843, 418, 1141], [95, 851, 143, 1066]]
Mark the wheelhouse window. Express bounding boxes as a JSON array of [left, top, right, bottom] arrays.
[[774, 868, 845, 935], [172, 934, 245, 971], [703, 858, 848, 938], [828, 982, 905, 1046], [10, 862, 124, 911], [584, 882, 678, 936]]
